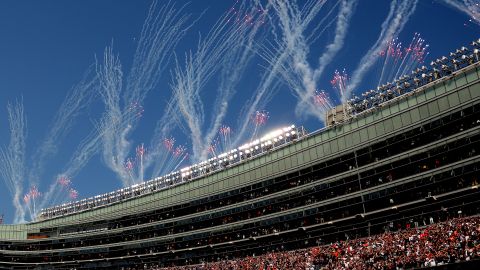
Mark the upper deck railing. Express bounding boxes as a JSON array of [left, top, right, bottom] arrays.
[[39, 125, 307, 220], [347, 40, 480, 115]]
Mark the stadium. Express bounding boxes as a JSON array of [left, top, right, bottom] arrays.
[[1, 38, 480, 269]]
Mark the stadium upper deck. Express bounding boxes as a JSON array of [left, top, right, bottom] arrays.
[[1, 40, 480, 269]]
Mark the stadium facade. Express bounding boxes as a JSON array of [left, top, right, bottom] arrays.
[[1, 43, 480, 269]]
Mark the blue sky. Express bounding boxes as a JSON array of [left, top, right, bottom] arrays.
[[0, 0, 478, 224]]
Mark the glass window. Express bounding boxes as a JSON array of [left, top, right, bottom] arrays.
[[272, 161, 279, 172], [358, 117, 366, 127], [338, 136, 346, 151], [448, 92, 460, 107], [278, 159, 286, 170], [352, 131, 361, 145], [384, 118, 394, 133], [437, 96, 450, 111], [392, 115, 403, 130], [401, 111, 412, 126], [368, 125, 377, 138], [470, 83, 480, 98], [308, 148, 316, 161], [407, 96, 417, 107], [359, 128, 368, 142], [292, 154, 300, 167], [458, 88, 471, 103], [466, 68, 479, 83], [419, 104, 429, 119], [390, 103, 400, 114], [455, 74, 467, 87], [399, 99, 409, 110], [428, 100, 440, 115], [316, 144, 323, 157], [344, 123, 351, 132], [331, 139, 339, 153], [350, 120, 359, 129], [266, 163, 273, 174], [323, 142, 331, 155], [445, 78, 456, 91], [416, 92, 426, 103], [434, 82, 446, 96], [375, 122, 385, 136], [285, 156, 292, 169], [345, 134, 353, 148]]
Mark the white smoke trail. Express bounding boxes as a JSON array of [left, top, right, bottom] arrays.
[[235, 0, 339, 143], [167, 1, 265, 162], [441, 0, 480, 25], [96, 46, 132, 186], [347, 0, 418, 101], [301, 0, 357, 113], [28, 67, 97, 186], [92, 1, 192, 186], [148, 97, 186, 178], [124, 0, 192, 112], [59, 129, 101, 180], [199, 11, 264, 161], [0, 100, 27, 223]]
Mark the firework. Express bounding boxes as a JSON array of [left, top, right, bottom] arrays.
[[28, 186, 41, 199], [124, 159, 134, 171], [219, 125, 233, 153], [313, 90, 334, 111], [347, 0, 418, 99], [136, 143, 146, 182], [252, 110, 269, 126], [136, 144, 146, 158], [57, 176, 71, 188], [173, 145, 187, 157], [69, 188, 79, 200], [151, 137, 189, 178], [250, 110, 269, 140], [226, 0, 268, 27], [376, 33, 429, 87], [331, 69, 349, 102], [456, 0, 480, 26], [207, 143, 217, 157], [128, 101, 145, 120], [23, 194, 30, 204], [163, 138, 175, 152], [24, 186, 41, 218]]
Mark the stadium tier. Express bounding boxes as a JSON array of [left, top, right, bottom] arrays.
[[1, 41, 480, 270]]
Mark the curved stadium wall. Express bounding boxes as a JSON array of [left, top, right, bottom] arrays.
[[1, 48, 480, 269]]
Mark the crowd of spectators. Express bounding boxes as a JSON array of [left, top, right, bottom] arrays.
[[136, 216, 480, 270]]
